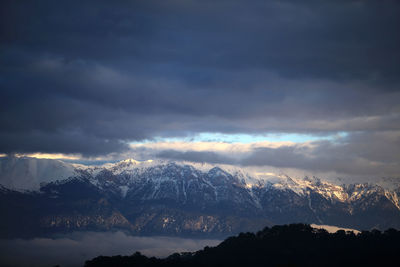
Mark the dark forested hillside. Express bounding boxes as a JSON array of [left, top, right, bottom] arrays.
[[84, 224, 400, 267]]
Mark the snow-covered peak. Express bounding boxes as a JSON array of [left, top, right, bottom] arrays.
[[106, 159, 158, 175], [73, 158, 165, 176], [1, 157, 399, 209], [174, 161, 265, 188], [0, 157, 76, 191], [120, 158, 141, 165], [270, 175, 349, 201]]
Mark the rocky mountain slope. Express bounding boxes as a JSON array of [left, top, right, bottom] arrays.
[[0, 157, 399, 238]]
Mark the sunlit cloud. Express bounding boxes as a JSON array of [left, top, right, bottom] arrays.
[[131, 140, 296, 153], [138, 132, 341, 144], [13, 153, 82, 160]]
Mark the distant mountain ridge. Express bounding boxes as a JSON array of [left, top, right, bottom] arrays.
[[0, 157, 399, 238]]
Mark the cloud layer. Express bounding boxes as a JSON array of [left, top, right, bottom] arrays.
[[129, 131, 400, 177], [1, 0, 399, 177]]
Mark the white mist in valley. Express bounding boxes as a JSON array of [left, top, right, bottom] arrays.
[[0, 231, 221, 267]]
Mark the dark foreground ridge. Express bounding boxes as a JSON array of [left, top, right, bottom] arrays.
[[84, 224, 400, 267]]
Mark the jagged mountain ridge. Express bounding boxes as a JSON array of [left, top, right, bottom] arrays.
[[80, 159, 400, 212], [0, 157, 399, 238]]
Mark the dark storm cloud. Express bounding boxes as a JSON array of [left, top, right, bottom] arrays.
[[1, 0, 400, 155]]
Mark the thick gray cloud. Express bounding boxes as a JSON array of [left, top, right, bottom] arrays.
[[1, 0, 400, 155]]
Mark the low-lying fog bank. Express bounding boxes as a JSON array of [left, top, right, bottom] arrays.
[[0, 231, 222, 267]]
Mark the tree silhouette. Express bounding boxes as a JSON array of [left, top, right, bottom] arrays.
[[84, 224, 400, 267]]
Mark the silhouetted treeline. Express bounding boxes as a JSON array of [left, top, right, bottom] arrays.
[[84, 224, 400, 267]]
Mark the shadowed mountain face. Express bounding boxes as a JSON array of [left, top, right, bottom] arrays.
[[1, 158, 400, 238], [84, 224, 400, 267]]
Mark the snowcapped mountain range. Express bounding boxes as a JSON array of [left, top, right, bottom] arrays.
[[0, 157, 399, 238]]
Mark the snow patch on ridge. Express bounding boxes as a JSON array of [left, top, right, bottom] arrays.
[[311, 224, 361, 234], [1, 157, 399, 211]]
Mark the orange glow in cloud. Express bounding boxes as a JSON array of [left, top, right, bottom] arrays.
[[13, 153, 81, 160]]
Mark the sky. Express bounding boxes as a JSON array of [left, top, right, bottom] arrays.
[[1, 0, 400, 179]]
